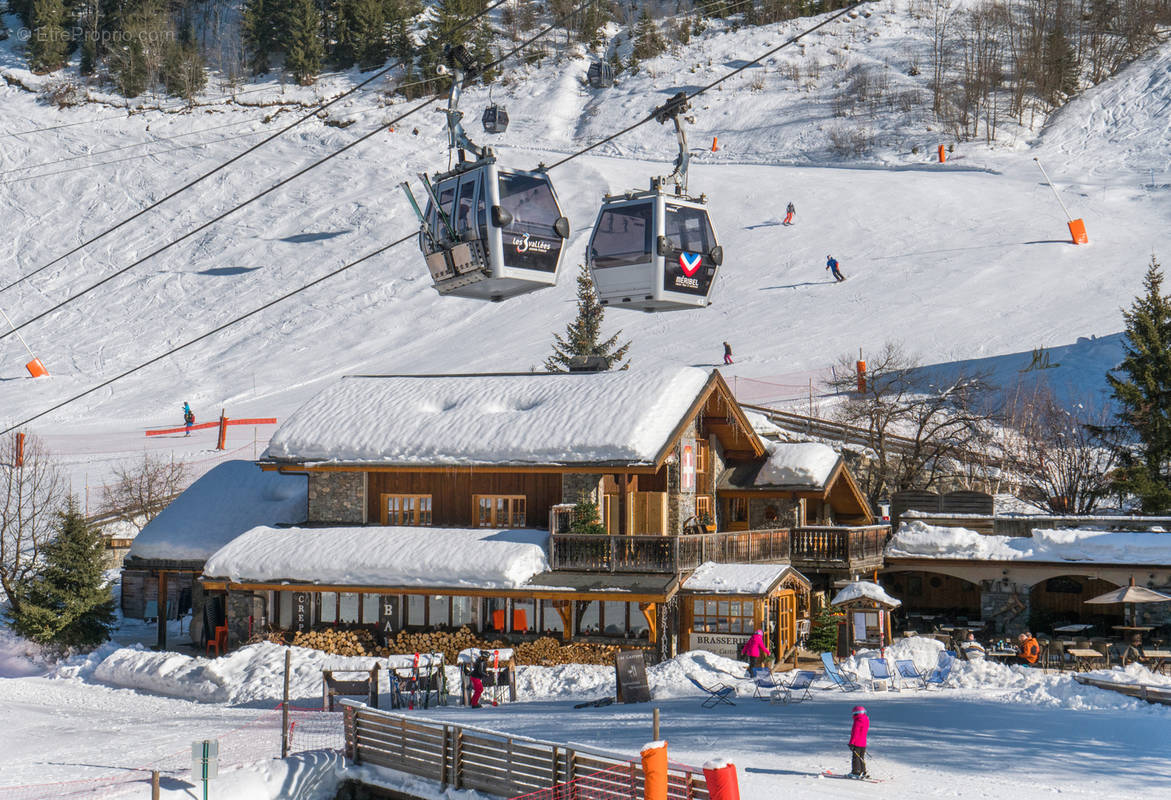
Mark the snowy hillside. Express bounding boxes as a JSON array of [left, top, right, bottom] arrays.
[[0, 1, 1168, 489]]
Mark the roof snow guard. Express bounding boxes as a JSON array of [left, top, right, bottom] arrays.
[[261, 366, 715, 468]]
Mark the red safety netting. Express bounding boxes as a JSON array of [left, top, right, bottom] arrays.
[[508, 766, 641, 800], [0, 705, 345, 800]]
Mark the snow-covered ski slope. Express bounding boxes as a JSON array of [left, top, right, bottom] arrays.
[[0, 2, 1168, 485]]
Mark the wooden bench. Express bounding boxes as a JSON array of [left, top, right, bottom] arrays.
[[1067, 648, 1106, 672]]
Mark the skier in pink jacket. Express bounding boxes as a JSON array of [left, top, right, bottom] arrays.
[[849, 705, 870, 779], [739, 629, 770, 672]]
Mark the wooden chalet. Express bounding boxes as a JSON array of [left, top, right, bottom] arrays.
[[190, 366, 886, 660]]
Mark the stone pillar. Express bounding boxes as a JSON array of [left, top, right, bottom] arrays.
[[226, 590, 263, 648], [308, 472, 366, 523]]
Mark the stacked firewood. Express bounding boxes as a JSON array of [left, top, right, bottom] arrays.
[[291, 628, 377, 656]]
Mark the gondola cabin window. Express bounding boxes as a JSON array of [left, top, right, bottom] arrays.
[[382, 494, 432, 526], [475, 495, 526, 528], [693, 597, 755, 634], [591, 203, 653, 268], [665, 204, 716, 254]]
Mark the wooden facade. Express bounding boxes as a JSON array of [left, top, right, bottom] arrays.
[[368, 471, 563, 528]]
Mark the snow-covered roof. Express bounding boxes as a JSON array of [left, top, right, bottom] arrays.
[[683, 562, 805, 595], [127, 461, 307, 562], [262, 367, 714, 467], [888, 521, 1171, 565], [202, 525, 549, 588], [718, 441, 840, 491], [831, 581, 901, 608], [753, 442, 839, 487]]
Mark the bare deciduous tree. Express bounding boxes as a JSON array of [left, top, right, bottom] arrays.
[[1004, 385, 1120, 514], [100, 453, 188, 533], [831, 343, 992, 504], [0, 433, 67, 616]]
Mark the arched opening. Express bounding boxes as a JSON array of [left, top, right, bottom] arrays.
[[1028, 575, 1122, 633], [882, 570, 980, 628]]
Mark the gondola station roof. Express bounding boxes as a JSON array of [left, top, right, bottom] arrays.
[[261, 366, 762, 469]]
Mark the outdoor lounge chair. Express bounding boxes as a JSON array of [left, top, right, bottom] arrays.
[[820, 652, 861, 692], [923, 652, 955, 688], [867, 658, 899, 691], [894, 658, 926, 690], [751, 668, 782, 702], [778, 670, 816, 703], [687, 675, 736, 708]]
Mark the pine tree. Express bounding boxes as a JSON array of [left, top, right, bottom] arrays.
[[285, 0, 324, 85], [10, 499, 115, 650], [807, 605, 841, 654], [1107, 255, 1171, 512], [569, 493, 607, 535], [242, 0, 278, 74], [544, 264, 631, 372], [28, 0, 68, 73], [335, 0, 388, 70], [631, 8, 666, 62]]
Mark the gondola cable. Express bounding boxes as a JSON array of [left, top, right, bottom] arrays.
[[0, 0, 510, 297]]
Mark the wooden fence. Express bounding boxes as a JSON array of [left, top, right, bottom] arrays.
[[789, 525, 888, 571], [1071, 674, 1171, 706], [341, 701, 710, 799]]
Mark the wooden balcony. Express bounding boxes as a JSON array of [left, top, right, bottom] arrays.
[[549, 528, 792, 574], [789, 525, 889, 574]]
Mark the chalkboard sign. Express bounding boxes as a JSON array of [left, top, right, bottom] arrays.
[[615, 650, 652, 704], [379, 596, 400, 642], [292, 592, 311, 634]]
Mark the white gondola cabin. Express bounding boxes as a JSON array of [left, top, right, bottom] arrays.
[[418, 158, 570, 301], [402, 45, 570, 302], [588, 186, 722, 311], [586, 92, 723, 312]]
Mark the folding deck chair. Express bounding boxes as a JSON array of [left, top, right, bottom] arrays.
[[894, 659, 925, 690], [820, 652, 861, 692], [777, 670, 816, 704], [867, 658, 899, 691], [923, 652, 955, 688], [687, 675, 736, 708], [751, 668, 782, 702]]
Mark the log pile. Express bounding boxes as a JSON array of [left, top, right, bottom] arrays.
[[290, 628, 378, 656]]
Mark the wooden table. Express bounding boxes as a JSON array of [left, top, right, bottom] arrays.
[[985, 650, 1017, 661], [1141, 649, 1171, 675], [1067, 648, 1107, 672], [1053, 624, 1093, 634]]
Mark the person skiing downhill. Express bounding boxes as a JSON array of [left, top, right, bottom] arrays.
[[848, 705, 870, 779], [826, 255, 845, 282], [723, 341, 733, 365], [182, 402, 195, 436], [783, 202, 796, 225]]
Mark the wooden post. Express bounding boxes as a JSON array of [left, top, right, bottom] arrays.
[[453, 729, 463, 789], [370, 663, 380, 709], [14, 432, 24, 467], [151, 770, 160, 800], [440, 725, 449, 788], [652, 707, 660, 740], [323, 670, 332, 711], [281, 648, 291, 758], [156, 571, 168, 650], [216, 410, 228, 451], [618, 474, 628, 535]]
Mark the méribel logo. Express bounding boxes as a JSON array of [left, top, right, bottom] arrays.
[[679, 252, 702, 277]]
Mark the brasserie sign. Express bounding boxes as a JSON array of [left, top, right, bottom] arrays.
[[689, 632, 750, 660]]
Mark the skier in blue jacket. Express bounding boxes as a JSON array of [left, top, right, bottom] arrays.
[[182, 402, 195, 436], [826, 255, 845, 282]]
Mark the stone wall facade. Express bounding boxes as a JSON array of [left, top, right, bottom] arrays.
[[308, 471, 366, 524], [226, 590, 265, 647], [748, 497, 800, 529], [561, 473, 602, 506]]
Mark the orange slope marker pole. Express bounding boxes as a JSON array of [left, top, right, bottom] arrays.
[[0, 305, 48, 378], [1034, 157, 1088, 244]]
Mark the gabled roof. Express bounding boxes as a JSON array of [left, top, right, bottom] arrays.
[[718, 442, 841, 491], [126, 461, 307, 564], [682, 562, 811, 595], [262, 366, 762, 468]]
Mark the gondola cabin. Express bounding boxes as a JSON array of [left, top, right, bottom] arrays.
[[420, 159, 570, 302], [481, 104, 509, 134], [587, 60, 614, 88], [587, 187, 722, 312]]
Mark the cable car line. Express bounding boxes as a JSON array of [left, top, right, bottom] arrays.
[[0, 0, 594, 346], [3, 3, 862, 433], [0, 235, 413, 437], [0, 0, 509, 298]]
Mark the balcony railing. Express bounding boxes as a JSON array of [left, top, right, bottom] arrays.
[[549, 525, 889, 574], [550, 528, 791, 573], [790, 525, 889, 569]]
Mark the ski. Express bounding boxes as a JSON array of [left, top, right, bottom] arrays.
[[490, 650, 501, 706], [820, 771, 885, 783], [409, 652, 420, 710]]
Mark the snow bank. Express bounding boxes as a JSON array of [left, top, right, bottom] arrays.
[[202, 526, 549, 588], [683, 562, 788, 595], [128, 461, 308, 562], [0, 629, 48, 678], [263, 368, 712, 466], [831, 581, 901, 607], [753, 442, 838, 487], [888, 520, 1171, 564]]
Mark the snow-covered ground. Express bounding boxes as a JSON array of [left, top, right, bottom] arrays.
[[3, 635, 1171, 798], [0, 2, 1167, 495]]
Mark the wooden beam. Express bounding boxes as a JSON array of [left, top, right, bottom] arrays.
[[259, 463, 660, 475], [552, 600, 573, 642], [197, 580, 676, 603], [639, 602, 658, 644]]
